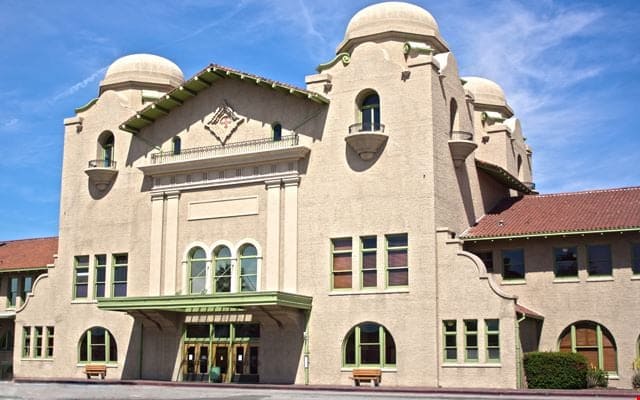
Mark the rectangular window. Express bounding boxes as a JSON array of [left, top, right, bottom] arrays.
[[443, 320, 457, 362], [95, 254, 106, 298], [74, 256, 90, 298], [34, 326, 43, 358], [632, 243, 640, 275], [474, 251, 494, 273], [22, 276, 33, 301], [386, 233, 408, 287], [361, 236, 377, 288], [502, 249, 525, 280], [46, 327, 54, 358], [112, 254, 128, 297], [331, 238, 352, 290], [485, 319, 500, 362], [587, 245, 612, 276], [554, 247, 578, 278], [8, 277, 19, 307], [464, 320, 478, 362], [22, 326, 31, 358]]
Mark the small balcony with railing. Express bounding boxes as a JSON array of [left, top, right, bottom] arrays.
[[84, 159, 118, 191], [345, 122, 388, 161], [448, 130, 477, 167]]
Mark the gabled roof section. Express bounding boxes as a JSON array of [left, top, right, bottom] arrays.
[[462, 186, 640, 240], [119, 64, 330, 134], [476, 158, 534, 195], [0, 237, 58, 271]]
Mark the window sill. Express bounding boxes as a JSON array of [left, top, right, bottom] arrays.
[[442, 363, 502, 368], [631, 275, 640, 281], [329, 289, 409, 296], [71, 299, 98, 304], [586, 276, 614, 282], [553, 277, 580, 284], [340, 367, 397, 372], [76, 363, 118, 368], [21, 358, 54, 362], [500, 279, 526, 285]]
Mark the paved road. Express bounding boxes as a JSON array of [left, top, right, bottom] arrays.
[[0, 382, 635, 400]]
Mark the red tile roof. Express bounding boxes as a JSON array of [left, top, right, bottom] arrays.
[[462, 187, 640, 239], [0, 237, 58, 270]]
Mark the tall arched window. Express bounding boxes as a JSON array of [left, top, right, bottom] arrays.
[[98, 131, 114, 167], [343, 322, 396, 368], [272, 123, 282, 141], [239, 244, 258, 292], [213, 245, 232, 293], [559, 321, 617, 373], [450, 98, 458, 136], [79, 327, 117, 363], [188, 247, 207, 294], [360, 93, 380, 132], [172, 137, 181, 155]]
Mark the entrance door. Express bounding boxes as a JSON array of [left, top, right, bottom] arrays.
[[231, 344, 259, 382], [183, 344, 209, 381], [212, 345, 229, 383]]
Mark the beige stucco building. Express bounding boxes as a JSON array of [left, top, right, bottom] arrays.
[[1, 1, 639, 389]]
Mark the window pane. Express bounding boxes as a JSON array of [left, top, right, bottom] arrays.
[[80, 333, 88, 361], [241, 245, 257, 257], [333, 272, 351, 289], [502, 249, 525, 279], [96, 267, 106, 281], [113, 283, 127, 297], [191, 248, 206, 259], [109, 334, 117, 362], [186, 325, 209, 338], [333, 253, 352, 271], [332, 238, 352, 252], [95, 254, 107, 265], [215, 277, 231, 293], [588, 245, 611, 276], [362, 237, 376, 249], [114, 254, 128, 265], [214, 324, 230, 338], [114, 267, 127, 281], [445, 335, 457, 347], [388, 268, 408, 286], [488, 335, 499, 347], [241, 275, 257, 292], [360, 344, 380, 364], [446, 349, 457, 360], [362, 270, 377, 287], [388, 250, 407, 268], [362, 252, 376, 269], [632, 243, 640, 274], [235, 324, 260, 338], [359, 324, 379, 344], [191, 278, 206, 294], [344, 332, 356, 365], [486, 319, 499, 331], [215, 246, 231, 258], [488, 348, 500, 360], [387, 234, 408, 248], [466, 348, 478, 360], [385, 330, 396, 365], [241, 258, 257, 275], [554, 247, 578, 277]]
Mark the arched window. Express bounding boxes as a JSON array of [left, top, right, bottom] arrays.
[[559, 321, 617, 373], [239, 244, 258, 292], [97, 131, 114, 167], [343, 322, 396, 367], [360, 92, 381, 132], [172, 137, 181, 155], [79, 327, 117, 363], [188, 247, 207, 295], [450, 98, 458, 136], [272, 123, 282, 141], [213, 245, 232, 293]]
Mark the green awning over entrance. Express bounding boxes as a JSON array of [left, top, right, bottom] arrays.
[[97, 291, 312, 312]]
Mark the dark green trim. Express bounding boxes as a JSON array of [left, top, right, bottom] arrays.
[[98, 291, 312, 312], [463, 226, 640, 242], [75, 98, 98, 113], [0, 266, 48, 273], [316, 52, 350, 72]]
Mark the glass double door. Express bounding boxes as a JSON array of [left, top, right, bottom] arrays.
[[183, 343, 257, 382]]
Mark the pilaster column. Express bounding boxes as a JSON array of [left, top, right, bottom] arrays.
[[148, 193, 165, 296], [265, 179, 282, 291], [163, 191, 180, 295], [282, 177, 299, 292]]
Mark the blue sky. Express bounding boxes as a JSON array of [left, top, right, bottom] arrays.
[[1, 0, 639, 240]]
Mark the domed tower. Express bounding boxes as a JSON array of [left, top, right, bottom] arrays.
[[99, 53, 184, 95]]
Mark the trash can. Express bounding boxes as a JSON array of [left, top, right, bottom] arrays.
[[209, 366, 222, 383]]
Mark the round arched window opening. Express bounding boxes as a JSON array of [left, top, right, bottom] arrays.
[[272, 123, 282, 141], [239, 244, 258, 292], [343, 322, 396, 368], [97, 131, 115, 168], [188, 247, 207, 295], [558, 321, 617, 373], [213, 245, 232, 293], [355, 91, 381, 132], [78, 327, 117, 363]]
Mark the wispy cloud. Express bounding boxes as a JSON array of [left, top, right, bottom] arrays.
[[2, 118, 19, 129], [51, 67, 106, 102]]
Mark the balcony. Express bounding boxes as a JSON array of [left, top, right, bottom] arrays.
[[345, 123, 388, 161], [84, 159, 118, 191], [140, 135, 310, 176], [448, 130, 477, 167]]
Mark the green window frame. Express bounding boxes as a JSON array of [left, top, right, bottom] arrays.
[[485, 319, 500, 362], [22, 326, 31, 358], [554, 247, 578, 278], [112, 254, 128, 297], [46, 326, 54, 358], [464, 320, 479, 362], [73, 256, 90, 299], [94, 254, 107, 298], [360, 236, 377, 289], [587, 244, 612, 276], [631, 243, 640, 275], [239, 244, 258, 292], [213, 246, 232, 293], [331, 238, 352, 290], [386, 233, 408, 287], [443, 320, 457, 362], [359, 93, 381, 132], [78, 327, 117, 364], [559, 321, 617, 373], [188, 247, 207, 294], [8, 276, 19, 307], [502, 249, 525, 280], [343, 322, 396, 368], [34, 326, 43, 358]]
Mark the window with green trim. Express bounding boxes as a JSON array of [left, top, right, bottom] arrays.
[[331, 238, 352, 290], [360, 236, 377, 288], [34, 326, 43, 358], [443, 320, 457, 362], [464, 320, 478, 361], [46, 327, 54, 358], [239, 244, 258, 292], [359, 93, 381, 132], [22, 276, 33, 301], [213, 246, 232, 293], [631, 243, 640, 275], [554, 247, 578, 278], [74, 256, 89, 299], [386, 234, 408, 287], [502, 249, 524, 280], [587, 245, 612, 276], [485, 319, 500, 362], [188, 247, 207, 294], [343, 322, 395, 368], [95, 254, 106, 298], [8, 277, 19, 307], [112, 254, 128, 297], [79, 327, 117, 363], [559, 321, 617, 373], [22, 326, 31, 358]]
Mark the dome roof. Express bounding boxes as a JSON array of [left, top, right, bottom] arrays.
[[337, 2, 447, 53], [100, 53, 184, 93], [463, 77, 509, 109]]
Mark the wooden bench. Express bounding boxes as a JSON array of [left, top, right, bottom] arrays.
[[349, 368, 381, 386], [85, 364, 107, 379]]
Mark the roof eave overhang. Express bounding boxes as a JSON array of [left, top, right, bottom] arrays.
[[0, 266, 49, 273], [475, 158, 534, 195], [462, 226, 640, 242]]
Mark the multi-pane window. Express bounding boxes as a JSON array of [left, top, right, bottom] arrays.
[[189, 248, 207, 294], [74, 256, 90, 298], [79, 327, 117, 363], [213, 246, 232, 293], [343, 323, 396, 368], [331, 238, 352, 290], [239, 245, 258, 292], [94, 255, 106, 298], [46, 327, 54, 358], [485, 319, 500, 362], [633, 243, 640, 275], [20, 326, 54, 359], [587, 245, 612, 276], [386, 234, 408, 287], [112, 254, 128, 297], [34, 326, 43, 358], [443, 320, 457, 362], [559, 321, 617, 373], [8, 277, 19, 307], [554, 247, 578, 278], [474, 251, 494, 273], [464, 320, 479, 361], [360, 93, 381, 132], [361, 236, 377, 288], [502, 249, 525, 280], [22, 326, 31, 358]]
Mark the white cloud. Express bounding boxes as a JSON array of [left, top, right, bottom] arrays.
[[51, 67, 107, 102]]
